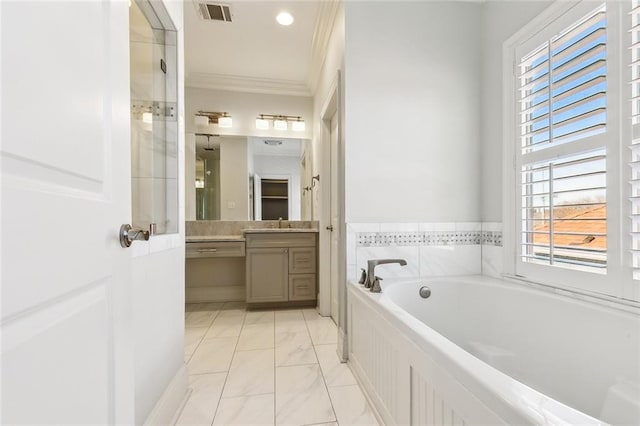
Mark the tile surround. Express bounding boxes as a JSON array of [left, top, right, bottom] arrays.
[[347, 222, 503, 281]]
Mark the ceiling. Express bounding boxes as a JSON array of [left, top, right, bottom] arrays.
[[184, 0, 321, 93]]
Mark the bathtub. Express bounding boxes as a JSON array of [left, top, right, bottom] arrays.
[[346, 276, 640, 425]]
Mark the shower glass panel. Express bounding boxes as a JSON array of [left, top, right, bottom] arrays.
[[129, 0, 178, 235], [195, 152, 221, 220]]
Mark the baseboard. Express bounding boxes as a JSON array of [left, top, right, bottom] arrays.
[[143, 363, 188, 426], [186, 285, 245, 303]]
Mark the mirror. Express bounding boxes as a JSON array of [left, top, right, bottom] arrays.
[[189, 134, 313, 221]]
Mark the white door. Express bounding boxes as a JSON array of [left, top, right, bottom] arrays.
[[1, 1, 134, 424], [330, 113, 339, 320]]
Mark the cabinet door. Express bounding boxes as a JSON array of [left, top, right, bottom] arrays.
[[246, 248, 288, 303], [289, 247, 317, 274]]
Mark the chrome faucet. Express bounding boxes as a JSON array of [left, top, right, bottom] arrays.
[[365, 259, 407, 291]]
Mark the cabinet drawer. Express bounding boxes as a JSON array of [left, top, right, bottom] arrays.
[[289, 274, 316, 301], [245, 232, 317, 248], [289, 247, 316, 274], [186, 241, 245, 259]]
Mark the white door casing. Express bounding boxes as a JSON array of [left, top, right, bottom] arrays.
[[318, 71, 343, 323], [1, 1, 134, 424], [330, 112, 339, 320]]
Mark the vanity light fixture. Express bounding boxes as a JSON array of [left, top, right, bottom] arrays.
[[194, 111, 232, 128], [276, 11, 294, 26], [255, 114, 305, 132]]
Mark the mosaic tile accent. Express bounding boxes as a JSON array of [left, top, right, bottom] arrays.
[[355, 230, 503, 247], [356, 231, 481, 247], [481, 231, 503, 247]]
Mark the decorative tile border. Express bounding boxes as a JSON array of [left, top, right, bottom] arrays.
[[355, 230, 503, 247], [481, 231, 503, 247]]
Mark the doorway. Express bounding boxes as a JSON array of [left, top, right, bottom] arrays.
[[318, 72, 343, 326]]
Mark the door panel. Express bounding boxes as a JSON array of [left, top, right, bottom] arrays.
[[246, 248, 289, 302], [2, 284, 111, 424], [1, 1, 133, 423]]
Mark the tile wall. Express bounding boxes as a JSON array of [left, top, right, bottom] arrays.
[[346, 222, 503, 281], [481, 222, 503, 279]]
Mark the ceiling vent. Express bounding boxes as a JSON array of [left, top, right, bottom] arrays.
[[196, 2, 233, 22]]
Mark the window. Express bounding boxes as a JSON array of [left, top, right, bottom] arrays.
[[504, 1, 636, 298], [518, 3, 610, 275]]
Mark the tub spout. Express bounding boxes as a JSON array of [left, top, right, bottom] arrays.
[[366, 259, 407, 290]]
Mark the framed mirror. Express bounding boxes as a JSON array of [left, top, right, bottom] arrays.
[[187, 134, 313, 221]]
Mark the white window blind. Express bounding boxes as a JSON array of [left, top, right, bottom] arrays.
[[521, 150, 607, 271], [518, 4, 607, 274], [520, 5, 606, 152], [630, 1, 640, 280]]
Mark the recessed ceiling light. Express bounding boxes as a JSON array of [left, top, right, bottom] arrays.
[[276, 12, 294, 26]]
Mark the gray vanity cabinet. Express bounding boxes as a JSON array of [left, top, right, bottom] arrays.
[[245, 232, 317, 305], [245, 247, 289, 303]]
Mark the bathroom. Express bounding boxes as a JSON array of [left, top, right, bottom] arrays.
[[1, 0, 639, 425]]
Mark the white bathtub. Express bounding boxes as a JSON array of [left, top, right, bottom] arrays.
[[347, 276, 640, 425]]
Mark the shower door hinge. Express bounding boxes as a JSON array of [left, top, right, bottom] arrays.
[[131, 101, 176, 122]]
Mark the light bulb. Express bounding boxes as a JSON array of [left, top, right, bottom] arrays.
[[218, 116, 232, 128], [276, 12, 294, 26], [256, 118, 269, 130], [194, 115, 209, 127], [274, 119, 288, 131]]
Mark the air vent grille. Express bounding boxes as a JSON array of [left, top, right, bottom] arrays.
[[196, 2, 232, 22]]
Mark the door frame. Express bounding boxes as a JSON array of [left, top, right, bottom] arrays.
[[318, 70, 346, 347]]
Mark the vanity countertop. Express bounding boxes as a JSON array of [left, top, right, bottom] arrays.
[[242, 228, 319, 234], [186, 235, 246, 243]]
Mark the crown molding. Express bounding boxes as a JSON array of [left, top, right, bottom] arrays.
[[186, 72, 312, 97], [307, 0, 340, 95]]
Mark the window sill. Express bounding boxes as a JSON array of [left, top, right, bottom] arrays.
[[501, 273, 640, 314]]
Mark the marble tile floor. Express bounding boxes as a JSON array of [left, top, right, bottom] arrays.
[[176, 302, 379, 426]]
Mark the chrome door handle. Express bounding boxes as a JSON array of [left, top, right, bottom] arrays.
[[326, 225, 334, 231], [198, 248, 218, 253], [119, 224, 150, 248]]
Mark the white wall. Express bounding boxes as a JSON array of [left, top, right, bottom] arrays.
[[220, 137, 249, 220], [254, 155, 302, 220], [131, 1, 186, 423], [344, 1, 482, 223], [480, 1, 553, 222], [186, 87, 313, 140]]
